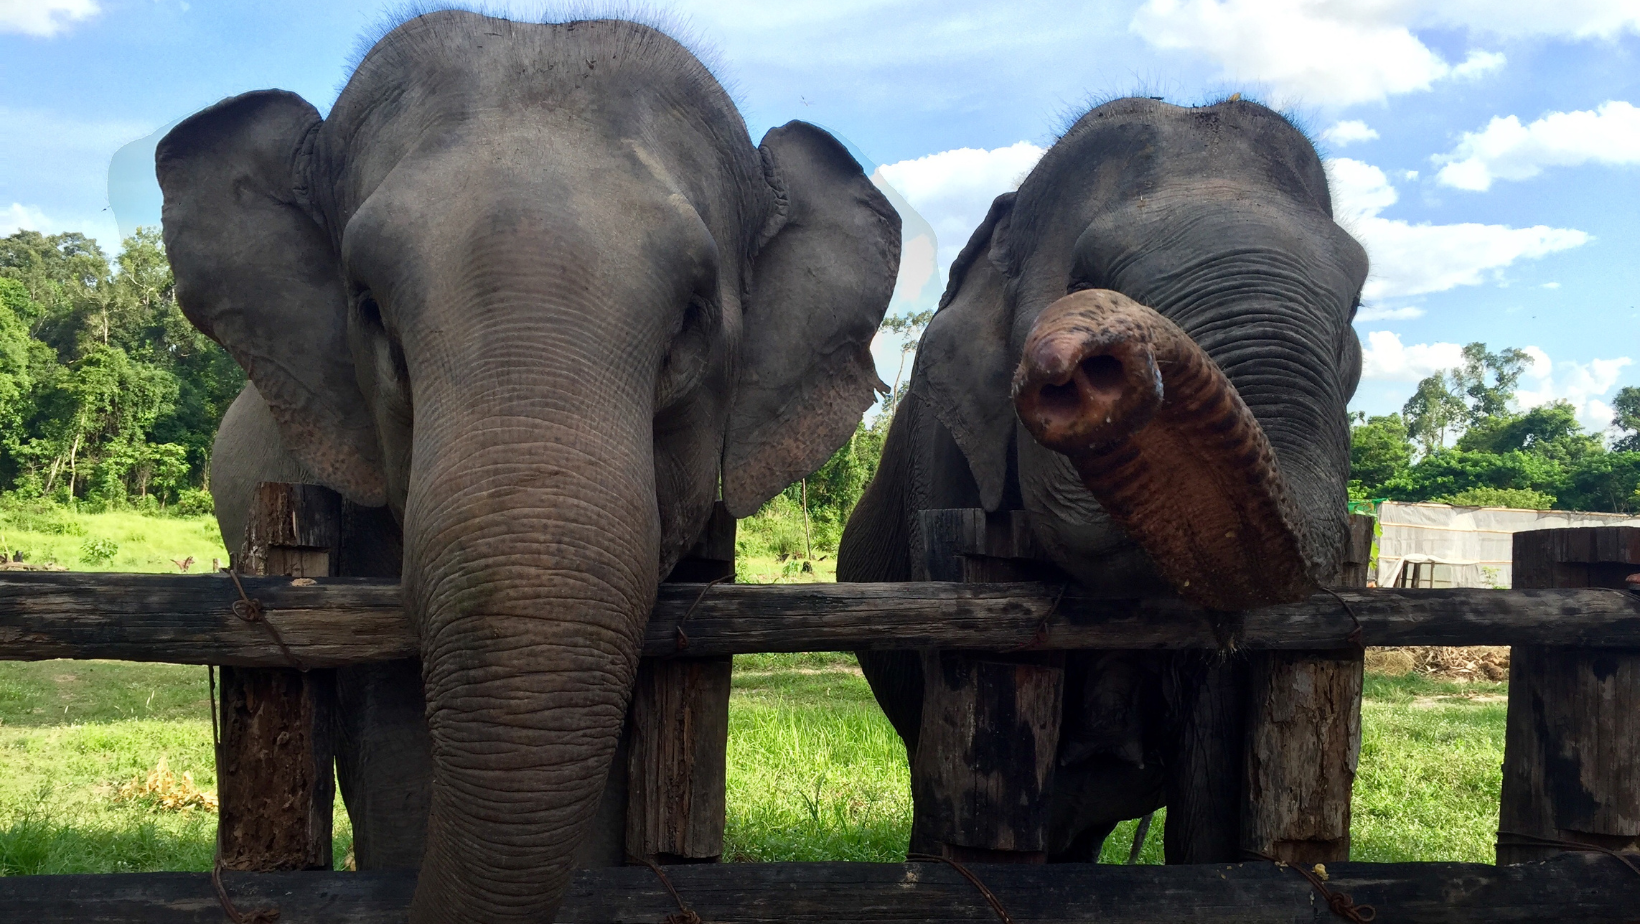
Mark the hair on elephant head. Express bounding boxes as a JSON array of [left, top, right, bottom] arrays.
[[158, 12, 897, 922], [914, 97, 1365, 608]]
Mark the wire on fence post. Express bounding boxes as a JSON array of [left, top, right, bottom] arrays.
[[643, 858, 704, 924], [907, 853, 1017, 924], [1249, 851, 1375, 923]]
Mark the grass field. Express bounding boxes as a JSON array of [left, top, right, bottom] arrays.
[[0, 654, 1506, 875], [0, 504, 227, 574]]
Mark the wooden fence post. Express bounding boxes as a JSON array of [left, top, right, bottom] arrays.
[[1240, 513, 1373, 865], [1499, 526, 1640, 864], [911, 509, 1064, 862], [217, 482, 340, 871], [623, 502, 736, 864]]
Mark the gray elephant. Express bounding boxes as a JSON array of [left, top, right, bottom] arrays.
[[839, 97, 1366, 862], [161, 12, 898, 922]]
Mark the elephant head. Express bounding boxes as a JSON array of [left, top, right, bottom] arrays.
[[919, 98, 1365, 609], [157, 13, 897, 921]]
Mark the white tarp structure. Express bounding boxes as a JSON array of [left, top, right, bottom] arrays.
[[1374, 501, 1640, 589]]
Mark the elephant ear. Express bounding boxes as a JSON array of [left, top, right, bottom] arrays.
[[917, 192, 1018, 511], [722, 121, 900, 517], [157, 90, 385, 506]]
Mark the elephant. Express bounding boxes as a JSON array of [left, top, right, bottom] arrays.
[[838, 97, 1367, 863], [160, 12, 899, 922]]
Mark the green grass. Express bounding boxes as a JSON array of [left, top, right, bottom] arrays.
[[1350, 673, 1509, 863], [0, 658, 1506, 874], [0, 504, 226, 574], [0, 661, 352, 875]]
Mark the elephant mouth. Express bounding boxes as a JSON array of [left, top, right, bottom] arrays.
[[1011, 288, 1317, 611]]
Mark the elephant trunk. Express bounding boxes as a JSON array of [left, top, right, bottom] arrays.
[[1012, 288, 1315, 610], [402, 350, 659, 922]]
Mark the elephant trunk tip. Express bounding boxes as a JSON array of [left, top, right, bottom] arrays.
[[1012, 289, 1164, 454]]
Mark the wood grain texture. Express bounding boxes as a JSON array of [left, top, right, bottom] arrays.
[[912, 652, 1063, 857], [625, 657, 733, 862], [625, 504, 736, 864], [1240, 513, 1372, 865], [1500, 526, 1640, 864], [4, 577, 1640, 664], [3, 854, 1638, 922], [217, 481, 340, 872]]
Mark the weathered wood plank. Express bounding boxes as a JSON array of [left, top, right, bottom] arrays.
[[1240, 513, 1372, 865], [1, 854, 1637, 922], [1500, 526, 1640, 864], [3, 576, 1640, 664]]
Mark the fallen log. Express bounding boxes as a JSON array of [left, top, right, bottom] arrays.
[[0, 853, 1635, 923], [2, 572, 1639, 665]]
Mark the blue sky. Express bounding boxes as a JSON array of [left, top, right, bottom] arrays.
[[3, 1, 1637, 433]]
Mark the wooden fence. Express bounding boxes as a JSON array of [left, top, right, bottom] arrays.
[[0, 483, 1637, 922]]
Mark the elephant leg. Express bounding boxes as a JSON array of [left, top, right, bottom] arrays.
[[335, 660, 434, 869], [1051, 821, 1117, 863]]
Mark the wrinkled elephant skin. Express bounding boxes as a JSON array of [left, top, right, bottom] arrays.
[[839, 98, 1366, 861], [161, 13, 898, 922]]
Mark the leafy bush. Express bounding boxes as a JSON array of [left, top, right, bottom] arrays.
[[172, 489, 214, 518], [1435, 487, 1556, 509], [0, 499, 85, 536], [79, 536, 118, 565]]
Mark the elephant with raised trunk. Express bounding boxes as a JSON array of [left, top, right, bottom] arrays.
[[839, 97, 1366, 862], [161, 12, 898, 921]]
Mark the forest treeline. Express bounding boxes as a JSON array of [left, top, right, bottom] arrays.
[[4, 229, 1638, 532], [0, 229, 243, 513], [1350, 343, 1640, 513]]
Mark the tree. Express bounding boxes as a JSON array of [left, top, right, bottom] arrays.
[[1349, 412, 1411, 494], [0, 228, 243, 506], [1453, 341, 1530, 423], [1401, 373, 1466, 457], [1613, 386, 1640, 452], [1456, 401, 1602, 465]]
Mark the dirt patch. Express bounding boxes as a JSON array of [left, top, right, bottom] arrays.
[[1411, 693, 1508, 708], [1366, 646, 1510, 682]]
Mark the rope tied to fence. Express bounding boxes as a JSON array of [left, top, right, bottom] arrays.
[[1496, 831, 1640, 877], [674, 574, 732, 652], [224, 568, 305, 671], [908, 853, 1017, 924], [643, 858, 704, 924], [1321, 586, 1366, 649], [1249, 852, 1375, 923]]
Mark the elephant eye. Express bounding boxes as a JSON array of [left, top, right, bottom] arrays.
[[355, 290, 383, 329]]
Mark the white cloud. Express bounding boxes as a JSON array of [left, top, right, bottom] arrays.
[[1356, 304, 1425, 322], [878, 141, 1046, 277], [1359, 331, 1465, 382], [1129, 1, 1637, 108], [1515, 349, 1634, 430], [1450, 49, 1507, 79], [1321, 120, 1379, 147], [0, 203, 51, 235], [0, 0, 99, 37], [1540, 282, 1561, 289], [1434, 100, 1640, 191], [0, 202, 119, 250], [1325, 157, 1591, 299], [1131, 0, 1454, 106]]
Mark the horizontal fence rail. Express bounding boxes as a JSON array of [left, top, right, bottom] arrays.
[[2, 572, 1639, 665], [1, 854, 1635, 923]]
